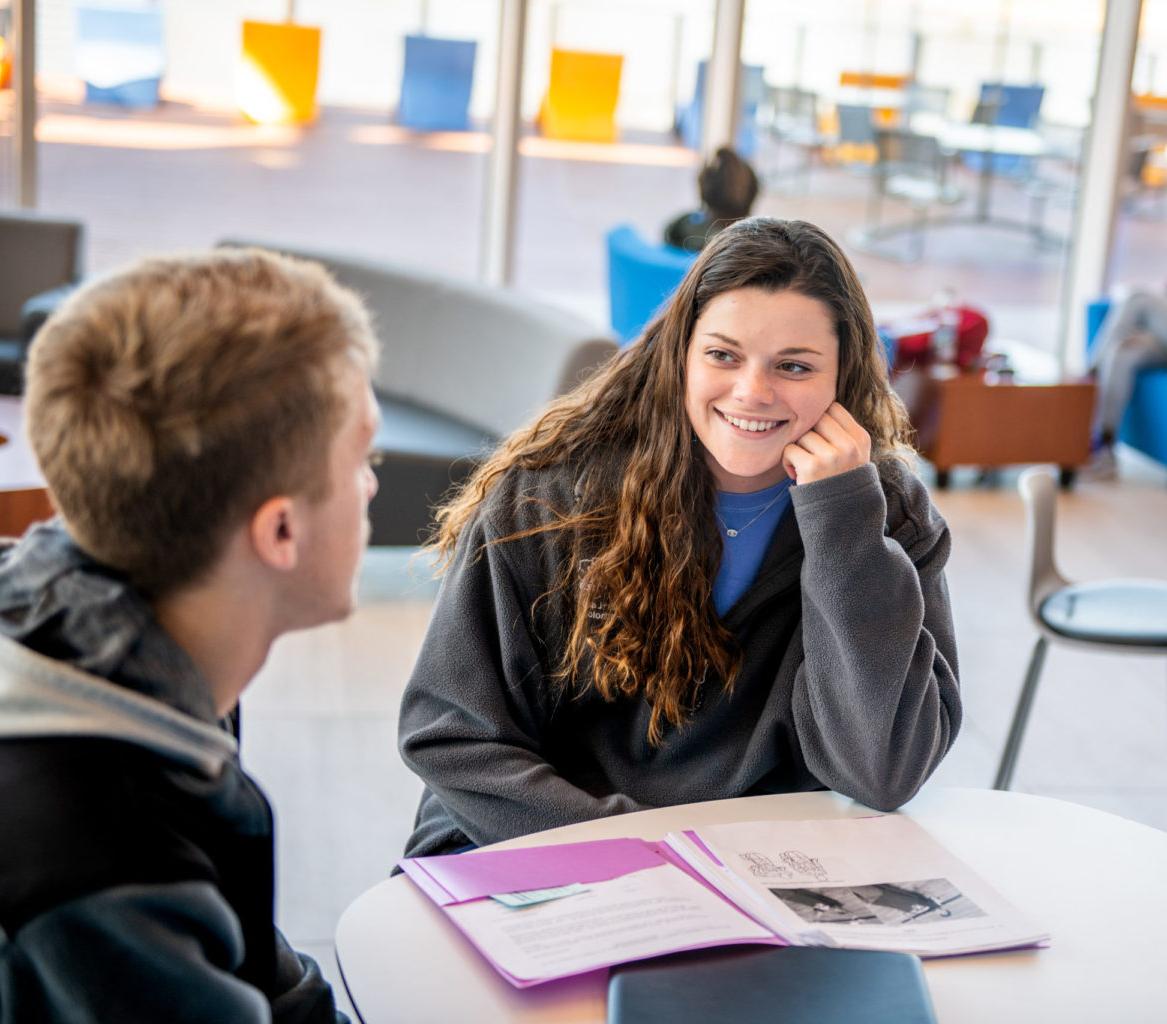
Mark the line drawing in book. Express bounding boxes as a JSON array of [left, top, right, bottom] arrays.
[[738, 850, 829, 882], [770, 878, 987, 927]]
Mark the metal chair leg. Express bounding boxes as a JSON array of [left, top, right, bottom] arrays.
[[912, 207, 927, 261], [994, 636, 1049, 790], [866, 181, 883, 231]]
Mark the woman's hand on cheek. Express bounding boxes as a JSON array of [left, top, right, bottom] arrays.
[[781, 402, 872, 485]]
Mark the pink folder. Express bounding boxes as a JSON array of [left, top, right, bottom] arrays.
[[398, 837, 783, 987], [401, 837, 670, 904]]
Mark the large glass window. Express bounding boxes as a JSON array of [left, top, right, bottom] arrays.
[[0, 2, 13, 207], [6, 0, 1138, 364], [24, 0, 498, 279], [510, 0, 714, 324], [745, 0, 1107, 363], [1112, 0, 1167, 290]]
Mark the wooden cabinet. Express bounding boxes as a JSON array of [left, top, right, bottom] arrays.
[[0, 398, 53, 537], [895, 369, 1095, 488]]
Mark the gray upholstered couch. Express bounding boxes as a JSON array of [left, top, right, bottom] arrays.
[[221, 240, 617, 545], [1, 212, 84, 394]]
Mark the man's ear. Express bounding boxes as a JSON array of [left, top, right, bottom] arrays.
[[250, 495, 299, 572]]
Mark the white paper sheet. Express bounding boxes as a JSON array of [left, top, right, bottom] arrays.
[[445, 863, 774, 981]]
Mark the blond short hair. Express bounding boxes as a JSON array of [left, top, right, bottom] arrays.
[[26, 248, 378, 596]]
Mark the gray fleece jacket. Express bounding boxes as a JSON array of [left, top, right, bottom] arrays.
[[0, 521, 347, 1024], [398, 460, 961, 859]]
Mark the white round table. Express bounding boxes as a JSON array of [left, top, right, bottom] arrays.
[[336, 788, 1167, 1023]]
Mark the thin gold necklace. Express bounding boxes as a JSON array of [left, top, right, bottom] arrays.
[[715, 488, 788, 538]]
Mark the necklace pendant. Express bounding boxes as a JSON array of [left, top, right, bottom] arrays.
[[726, 528, 739, 537]]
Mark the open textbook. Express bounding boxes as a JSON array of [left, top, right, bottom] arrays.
[[399, 814, 1048, 988]]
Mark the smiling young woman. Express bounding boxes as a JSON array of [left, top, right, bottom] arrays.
[[684, 287, 849, 492], [397, 218, 961, 860]]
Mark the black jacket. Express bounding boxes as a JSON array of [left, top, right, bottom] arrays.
[[0, 522, 347, 1023]]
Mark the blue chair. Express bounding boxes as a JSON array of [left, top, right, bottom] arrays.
[[1086, 299, 1167, 468], [974, 83, 1045, 129], [966, 83, 1045, 176], [676, 62, 766, 158], [397, 34, 477, 132], [606, 225, 696, 345], [76, 4, 165, 109]]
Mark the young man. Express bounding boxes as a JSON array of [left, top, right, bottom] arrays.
[[0, 249, 380, 1022]]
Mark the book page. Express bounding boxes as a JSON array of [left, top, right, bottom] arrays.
[[445, 862, 774, 983], [668, 816, 1048, 957]]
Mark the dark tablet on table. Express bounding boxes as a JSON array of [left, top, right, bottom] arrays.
[[607, 945, 938, 1024]]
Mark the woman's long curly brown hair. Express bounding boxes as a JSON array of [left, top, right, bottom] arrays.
[[430, 218, 914, 743]]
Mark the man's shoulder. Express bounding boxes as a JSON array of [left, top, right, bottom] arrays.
[[0, 878, 276, 1024], [0, 736, 246, 934]]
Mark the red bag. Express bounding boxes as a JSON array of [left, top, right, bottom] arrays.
[[885, 306, 990, 371]]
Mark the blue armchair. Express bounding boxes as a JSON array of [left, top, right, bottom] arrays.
[[605, 226, 696, 346], [1087, 299, 1167, 467]]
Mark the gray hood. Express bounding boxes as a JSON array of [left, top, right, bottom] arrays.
[[0, 520, 235, 776], [0, 636, 235, 776]]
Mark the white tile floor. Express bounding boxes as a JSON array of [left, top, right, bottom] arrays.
[[239, 454, 1167, 1014]]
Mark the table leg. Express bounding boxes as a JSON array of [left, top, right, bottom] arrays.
[[976, 148, 993, 221]]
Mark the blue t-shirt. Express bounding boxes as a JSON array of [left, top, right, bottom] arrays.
[[712, 478, 794, 616]]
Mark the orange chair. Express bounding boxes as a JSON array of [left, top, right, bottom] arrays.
[[0, 36, 11, 91], [1134, 92, 1167, 113], [538, 48, 623, 142], [237, 20, 322, 125], [839, 70, 910, 127], [839, 71, 911, 91]]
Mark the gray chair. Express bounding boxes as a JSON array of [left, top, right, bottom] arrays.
[[835, 104, 876, 146], [764, 85, 826, 188], [903, 83, 951, 119], [0, 212, 85, 393], [994, 468, 1167, 790], [1125, 110, 1167, 217], [864, 128, 964, 260], [767, 85, 820, 136], [220, 239, 617, 546]]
